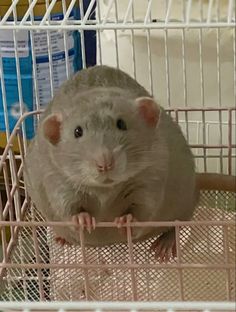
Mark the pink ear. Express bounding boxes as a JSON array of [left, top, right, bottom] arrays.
[[43, 113, 62, 145], [135, 97, 160, 128]]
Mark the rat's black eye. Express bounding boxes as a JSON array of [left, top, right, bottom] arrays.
[[116, 119, 127, 131], [74, 126, 83, 138]]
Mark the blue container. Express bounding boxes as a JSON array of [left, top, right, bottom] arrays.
[[0, 1, 82, 142]]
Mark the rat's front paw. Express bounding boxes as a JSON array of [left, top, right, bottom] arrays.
[[114, 213, 136, 236], [72, 212, 96, 234]]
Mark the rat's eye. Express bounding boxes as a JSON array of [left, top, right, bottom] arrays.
[[74, 126, 83, 138], [116, 119, 127, 131]]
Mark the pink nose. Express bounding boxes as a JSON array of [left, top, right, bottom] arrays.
[[96, 154, 114, 173]]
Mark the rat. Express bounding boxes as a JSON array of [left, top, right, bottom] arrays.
[[24, 65, 199, 262]]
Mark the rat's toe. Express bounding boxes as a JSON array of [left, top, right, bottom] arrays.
[[114, 213, 135, 236], [72, 212, 96, 233], [164, 246, 174, 263], [114, 213, 132, 228], [151, 229, 176, 263]]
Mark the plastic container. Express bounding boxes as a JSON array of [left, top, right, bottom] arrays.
[[0, 0, 82, 146]]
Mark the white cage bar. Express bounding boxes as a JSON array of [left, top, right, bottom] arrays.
[[0, 301, 236, 312], [0, 0, 235, 307], [0, 0, 235, 29], [0, 109, 235, 302]]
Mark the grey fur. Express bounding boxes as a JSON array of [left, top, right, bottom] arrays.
[[24, 65, 198, 246]]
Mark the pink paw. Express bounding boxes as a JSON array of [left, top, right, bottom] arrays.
[[151, 229, 177, 263], [114, 213, 135, 236], [72, 212, 96, 234], [55, 237, 71, 246]]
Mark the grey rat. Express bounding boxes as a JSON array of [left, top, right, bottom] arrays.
[[24, 65, 198, 262]]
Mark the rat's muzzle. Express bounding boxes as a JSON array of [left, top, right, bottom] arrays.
[[94, 148, 115, 173]]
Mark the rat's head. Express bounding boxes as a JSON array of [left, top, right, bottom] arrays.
[[42, 88, 161, 187]]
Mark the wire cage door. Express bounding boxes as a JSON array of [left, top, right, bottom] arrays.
[[0, 0, 235, 304]]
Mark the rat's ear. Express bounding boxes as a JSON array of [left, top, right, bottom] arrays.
[[42, 113, 62, 145], [135, 97, 161, 128]]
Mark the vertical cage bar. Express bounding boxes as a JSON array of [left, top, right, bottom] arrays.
[[227, 0, 234, 24], [45, 0, 54, 98], [130, 2, 136, 80], [146, 18, 153, 95], [199, 0, 205, 110], [233, 14, 236, 109], [218, 111, 223, 173], [3, 163, 14, 237], [0, 192, 8, 263], [202, 111, 207, 172], [126, 223, 137, 301], [113, 0, 120, 69], [165, 0, 173, 24], [32, 225, 45, 300], [185, 111, 190, 143], [182, 0, 186, 22], [195, 121, 201, 171], [11, 6, 27, 219], [206, 0, 214, 24], [11, 6, 26, 137], [96, 0, 103, 65], [198, 34, 205, 109], [62, 0, 70, 79], [186, 0, 193, 25], [16, 143, 27, 197], [175, 110, 179, 124], [164, 29, 171, 107], [144, 0, 153, 25], [17, 228, 30, 300], [175, 225, 184, 301], [216, 1, 221, 68], [78, 228, 90, 300], [216, 2, 223, 173], [0, 39, 11, 142], [223, 225, 232, 300], [8, 147, 21, 221], [227, 109, 232, 175], [79, 0, 87, 69], [28, 0, 40, 126], [181, 29, 187, 108]]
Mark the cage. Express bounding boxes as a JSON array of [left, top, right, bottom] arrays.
[[0, 0, 235, 310]]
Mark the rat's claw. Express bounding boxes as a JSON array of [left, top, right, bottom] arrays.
[[114, 213, 135, 236], [151, 229, 176, 263], [72, 212, 96, 234], [114, 213, 134, 228]]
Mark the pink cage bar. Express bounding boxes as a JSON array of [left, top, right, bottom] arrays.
[[0, 108, 235, 302]]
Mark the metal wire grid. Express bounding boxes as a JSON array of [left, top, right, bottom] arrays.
[[0, 0, 235, 149], [0, 301, 236, 312], [0, 110, 235, 302], [0, 215, 235, 301], [0, 0, 235, 147], [0, 0, 235, 29], [0, 0, 235, 305]]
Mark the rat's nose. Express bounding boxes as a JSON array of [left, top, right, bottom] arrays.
[[95, 150, 114, 173]]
